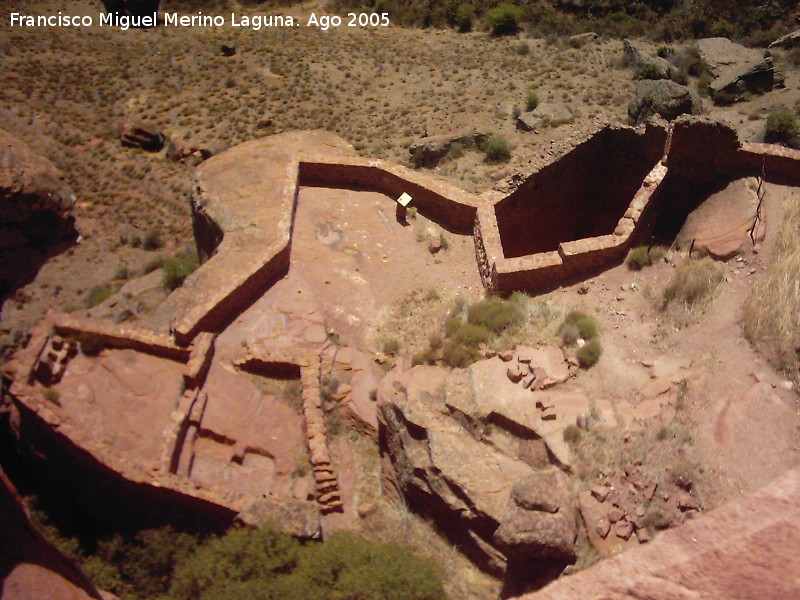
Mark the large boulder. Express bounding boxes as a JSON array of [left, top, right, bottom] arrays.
[[768, 29, 800, 49], [377, 363, 577, 576], [118, 121, 165, 152], [0, 128, 76, 250], [622, 39, 675, 80], [517, 103, 574, 132], [408, 130, 487, 168], [695, 38, 780, 104], [627, 79, 703, 123]]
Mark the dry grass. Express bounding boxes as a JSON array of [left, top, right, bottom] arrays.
[[661, 256, 726, 316], [743, 192, 800, 384]]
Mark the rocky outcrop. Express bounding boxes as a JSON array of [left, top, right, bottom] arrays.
[[0, 467, 106, 600], [768, 29, 800, 49], [0, 128, 75, 251], [627, 79, 702, 123], [525, 465, 800, 600], [377, 364, 577, 576], [517, 103, 574, 132], [118, 121, 165, 152], [408, 130, 487, 168], [622, 39, 674, 80], [695, 38, 779, 104]]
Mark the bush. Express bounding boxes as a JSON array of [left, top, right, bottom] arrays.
[[455, 322, 492, 345], [43, 387, 61, 406], [576, 339, 602, 368], [382, 339, 400, 355], [661, 257, 725, 312], [486, 3, 522, 36], [456, 3, 474, 33], [171, 528, 445, 600], [85, 284, 113, 308], [765, 107, 800, 148], [142, 228, 164, 251], [709, 18, 733, 38], [515, 41, 530, 55], [481, 134, 511, 163], [563, 424, 581, 444], [441, 338, 477, 368], [162, 248, 199, 291], [467, 297, 521, 334], [561, 310, 598, 341], [626, 246, 652, 270], [525, 89, 540, 111]]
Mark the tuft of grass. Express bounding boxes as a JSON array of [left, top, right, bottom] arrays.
[[743, 192, 800, 384], [142, 228, 164, 251], [481, 134, 511, 163], [576, 339, 602, 368], [43, 387, 61, 406], [382, 339, 400, 355], [626, 245, 667, 270], [765, 107, 800, 149], [563, 424, 582, 444], [467, 297, 521, 334], [661, 257, 725, 314], [161, 248, 199, 291], [85, 284, 113, 308]]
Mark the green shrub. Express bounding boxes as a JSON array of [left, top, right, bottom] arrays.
[[625, 245, 667, 270], [515, 41, 530, 55], [709, 18, 733, 38], [765, 107, 800, 147], [638, 64, 663, 80], [85, 284, 113, 308], [382, 339, 400, 355], [486, 3, 522, 36], [441, 339, 477, 368], [563, 424, 581, 444], [561, 310, 598, 341], [661, 257, 725, 312], [43, 387, 61, 406], [455, 322, 492, 345], [170, 526, 301, 600], [576, 339, 602, 368], [162, 248, 199, 291], [170, 528, 445, 600], [525, 89, 540, 111], [456, 3, 474, 33], [467, 297, 520, 334], [142, 228, 164, 251], [481, 134, 511, 163]]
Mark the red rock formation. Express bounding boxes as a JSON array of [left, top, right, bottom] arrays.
[[0, 467, 107, 600]]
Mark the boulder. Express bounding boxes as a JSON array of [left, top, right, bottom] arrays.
[[516, 103, 574, 132], [378, 365, 576, 574], [0, 128, 75, 250], [627, 79, 703, 123], [118, 121, 165, 152], [493, 468, 577, 561], [408, 130, 487, 168], [622, 39, 674, 80], [568, 32, 598, 47], [695, 38, 779, 104], [768, 29, 800, 49]]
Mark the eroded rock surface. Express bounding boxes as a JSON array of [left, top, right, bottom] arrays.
[[525, 465, 800, 600], [695, 38, 779, 104], [0, 128, 75, 251], [377, 362, 578, 575], [628, 80, 703, 123], [408, 130, 487, 168], [622, 39, 675, 80], [517, 103, 574, 132]]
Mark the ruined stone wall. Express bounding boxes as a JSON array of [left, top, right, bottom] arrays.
[[298, 159, 479, 234]]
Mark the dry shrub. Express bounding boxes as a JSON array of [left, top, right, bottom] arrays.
[[661, 257, 725, 314], [743, 192, 800, 384]]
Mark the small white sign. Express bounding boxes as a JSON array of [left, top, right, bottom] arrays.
[[397, 192, 412, 207]]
